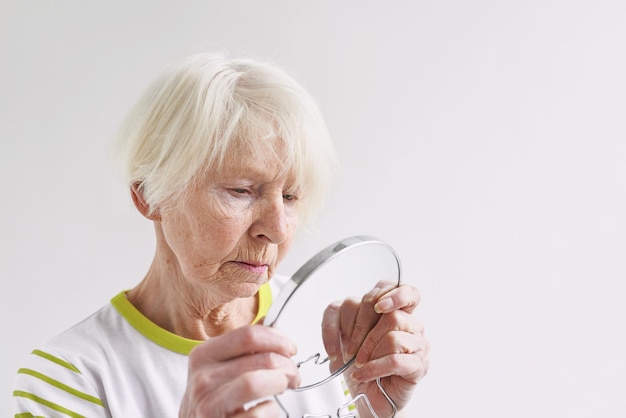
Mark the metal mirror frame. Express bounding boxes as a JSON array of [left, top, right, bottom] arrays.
[[263, 235, 402, 392]]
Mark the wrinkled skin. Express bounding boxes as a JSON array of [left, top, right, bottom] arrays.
[[131, 144, 428, 417], [129, 146, 304, 417], [322, 281, 430, 417], [179, 326, 301, 417]]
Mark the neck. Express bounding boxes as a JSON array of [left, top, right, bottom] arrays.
[[126, 225, 257, 340]]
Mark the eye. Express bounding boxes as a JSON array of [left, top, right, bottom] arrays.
[[229, 187, 251, 196], [283, 193, 298, 201]]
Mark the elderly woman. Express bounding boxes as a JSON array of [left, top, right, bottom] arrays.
[[13, 53, 429, 417]]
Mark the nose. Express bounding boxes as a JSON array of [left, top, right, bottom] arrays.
[[250, 193, 290, 244]]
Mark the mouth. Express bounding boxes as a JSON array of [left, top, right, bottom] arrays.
[[232, 261, 269, 275]]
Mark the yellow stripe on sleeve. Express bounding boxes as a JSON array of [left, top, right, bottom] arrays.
[[17, 368, 103, 406], [31, 350, 80, 373], [13, 391, 86, 418]]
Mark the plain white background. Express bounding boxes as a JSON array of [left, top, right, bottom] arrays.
[[2, 1, 626, 417]]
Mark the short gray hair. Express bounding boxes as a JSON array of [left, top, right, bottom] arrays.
[[115, 52, 338, 224]]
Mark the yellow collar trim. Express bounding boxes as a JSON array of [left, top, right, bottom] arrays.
[[110, 283, 272, 355]]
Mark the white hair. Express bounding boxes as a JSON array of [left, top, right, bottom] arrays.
[[115, 52, 338, 224]]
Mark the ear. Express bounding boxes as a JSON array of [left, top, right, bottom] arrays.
[[130, 182, 161, 221]]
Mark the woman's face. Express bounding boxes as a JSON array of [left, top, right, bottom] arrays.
[[158, 147, 300, 302]]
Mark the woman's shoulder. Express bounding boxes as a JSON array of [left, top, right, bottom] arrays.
[[23, 300, 119, 365], [20, 291, 147, 370], [13, 300, 119, 416]]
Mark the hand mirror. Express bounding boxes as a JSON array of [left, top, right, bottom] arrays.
[[263, 235, 402, 417]]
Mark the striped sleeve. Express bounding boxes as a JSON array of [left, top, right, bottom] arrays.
[[13, 349, 108, 418]]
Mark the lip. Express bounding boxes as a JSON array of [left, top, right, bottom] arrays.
[[233, 261, 269, 274]]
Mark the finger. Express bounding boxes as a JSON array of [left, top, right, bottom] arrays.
[[344, 281, 398, 358], [362, 280, 399, 303], [338, 297, 361, 362], [355, 310, 419, 366], [182, 345, 300, 416], [321, 301, 342, 368], [190, 325, 297, 366], [350, 336, 430, 383], [369, 331, 429, 365], [343, 298, 380, 360], [216, 368, 300, 415], [374, 283, 421, 314], [197, 351, 301, 389]]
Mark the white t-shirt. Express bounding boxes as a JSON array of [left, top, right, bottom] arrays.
[[13, 281, 353, 417]]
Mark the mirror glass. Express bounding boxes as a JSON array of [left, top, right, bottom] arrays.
[[264, 235, 402, 390]]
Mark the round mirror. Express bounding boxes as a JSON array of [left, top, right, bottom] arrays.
[[264, 235, 402, 390]]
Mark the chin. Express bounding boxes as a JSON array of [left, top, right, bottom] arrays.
[[211, 265, 269, 298], [225, 276, 267, 299]]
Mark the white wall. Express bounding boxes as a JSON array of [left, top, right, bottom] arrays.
[[2, 1, 626, 417]]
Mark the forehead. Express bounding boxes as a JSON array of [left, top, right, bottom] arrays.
[[214, 141, 296, 185]]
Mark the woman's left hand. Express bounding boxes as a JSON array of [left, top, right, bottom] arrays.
[[321, 281, 429, 417]]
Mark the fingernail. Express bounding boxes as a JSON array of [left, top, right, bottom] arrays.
[[363, 286, 382, 303], [346, 343, 357, 358], [375, 298, 393, 313]]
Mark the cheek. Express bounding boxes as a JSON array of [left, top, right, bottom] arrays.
[[212, 219, 251, 249], [161, 217, 249, 279], [289, 209, 299, 234], [160, 216, 204, 261], [179, 196, 250, 246], [159, 210, 226, 261], [277, 214, 299, 261], [276, 241, 293, 264]]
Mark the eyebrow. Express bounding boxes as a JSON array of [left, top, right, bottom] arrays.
[[218, 161, 296, 185]]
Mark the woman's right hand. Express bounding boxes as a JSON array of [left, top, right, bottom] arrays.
[[178, 325, 301, 417]]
